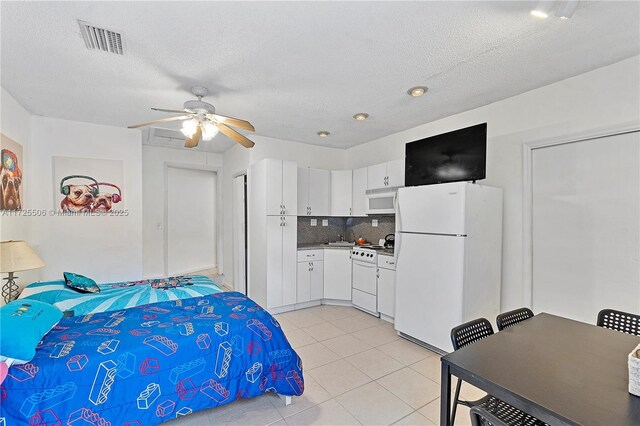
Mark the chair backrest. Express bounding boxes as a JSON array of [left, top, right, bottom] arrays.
[[451, 318, 494, 351], [496, 308, 534, 331], [597, 309, 640, 336]]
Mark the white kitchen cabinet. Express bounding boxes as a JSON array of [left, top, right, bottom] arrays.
[[352, 167, 368, 217], [331, 170, 353, 216], [367, 160, 405, 190], [282, 216, 297, 306], [323, 249, 352, 300], [264, 216, 297, 309], [297, 254, 324, 304], [377, 255, 396, 318], [264, 159, 298, 216], [298, 167, 331, 216]]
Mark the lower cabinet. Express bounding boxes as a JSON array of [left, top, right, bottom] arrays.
[[297, 260, 324, 303], [377, 258, 396, 318], [323, 249, 352, 300]]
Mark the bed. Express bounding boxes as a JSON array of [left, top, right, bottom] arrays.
[[0, 292, 304, 425], [18, 275, 222, 316]]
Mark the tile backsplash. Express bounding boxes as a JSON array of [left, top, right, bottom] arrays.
[[297, 215, 395, 245]]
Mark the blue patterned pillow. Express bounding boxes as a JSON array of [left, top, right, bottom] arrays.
[[63, 272, 100, 294]]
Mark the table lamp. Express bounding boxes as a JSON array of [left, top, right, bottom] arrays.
[[0, 240, 45, 303]]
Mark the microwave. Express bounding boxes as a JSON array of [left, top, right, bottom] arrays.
[[365, 189, 398, 215]]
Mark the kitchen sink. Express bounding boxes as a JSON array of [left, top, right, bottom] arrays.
[[325, 241, 354, 247]]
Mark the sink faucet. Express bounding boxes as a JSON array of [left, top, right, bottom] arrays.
[[338, 234, 344, 242]]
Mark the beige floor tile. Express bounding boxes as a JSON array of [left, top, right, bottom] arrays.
[[267, 420, 288, 426], [316, 306, 362, 321], [208, 394, 283, 425], [460, 382, 487, 402], [393, 411, 436, 425], [330, 314, 383, 333], [345, 348, 404, 379], [296, 342, 340, 370], [268, 375, 332, 418], [410, 356, 442, 383], [303, 322, 347, 341], [351, 323, 400, 347], [284, 328, 317, 349], [336, 381, 413, 425], [279, 310, 326, 328], [377, 338, 436, 365], [307, 359, 372, 397], [283, 399, 360, 425], [321, 334, 372, 358], [377, 368, 441, 409], [417, 398, 440, 424], [274, 316, 300, 332]]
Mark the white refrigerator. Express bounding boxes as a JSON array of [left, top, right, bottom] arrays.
[[394, 182, 503, 354]]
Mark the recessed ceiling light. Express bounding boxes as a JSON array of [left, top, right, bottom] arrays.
[[408, 86, 427, 97], [353, 113, 369, 121], [317, 131, 330, 137]]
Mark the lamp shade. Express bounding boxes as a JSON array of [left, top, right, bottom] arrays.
[[0, 241, 45, 273]]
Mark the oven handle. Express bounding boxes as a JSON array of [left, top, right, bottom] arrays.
[[352, 260, 377, 268]]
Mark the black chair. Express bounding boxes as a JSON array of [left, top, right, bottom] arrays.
[[496, 308, 534, 331], [597, 309, 640, 336], [449, 318, 494, 424]]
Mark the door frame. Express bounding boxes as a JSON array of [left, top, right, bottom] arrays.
[[232, 171, 248, 294], [163, 162, 222, 276], [521, 122, 639, 308]]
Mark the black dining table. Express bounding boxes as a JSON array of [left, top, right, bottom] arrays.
[[440, 313, 640, 426]]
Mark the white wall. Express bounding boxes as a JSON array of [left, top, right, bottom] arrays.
[[28, 116, 144, 283], [221, 135, 346, 289], [345, 55, 640, 311], [142, 145, 223, 278]]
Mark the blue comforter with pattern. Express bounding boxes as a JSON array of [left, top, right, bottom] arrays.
[[19, 275, 222, 316], [0, 292, 304, 425]]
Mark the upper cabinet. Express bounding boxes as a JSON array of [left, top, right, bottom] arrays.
[[298, 167, 331, 216], [351, 167, 368, 217], [258, 159, 297, 216], [367, 159, 405, 190], [331, 170, 352, 216]]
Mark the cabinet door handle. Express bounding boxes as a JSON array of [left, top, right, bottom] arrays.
[[282, 217, 286, 226], [349, 207, 352, 215]]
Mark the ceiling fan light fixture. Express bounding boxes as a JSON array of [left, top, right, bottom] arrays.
[[530, 1, 555, 18], [554, 0, 579, 19], [180, 118, 199, 138], [201, 121, 219, 141]]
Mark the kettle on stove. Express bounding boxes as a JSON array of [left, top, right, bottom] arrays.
[[384, 234, 395, 249]]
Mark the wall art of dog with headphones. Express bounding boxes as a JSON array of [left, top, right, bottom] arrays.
[[54, 157, 125, 215]]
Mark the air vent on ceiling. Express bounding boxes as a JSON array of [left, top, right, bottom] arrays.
[[78, 21, 123, 55]]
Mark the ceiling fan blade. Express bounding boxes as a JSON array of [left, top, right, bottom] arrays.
[[128, 115, 191, 129], [151, 108, 194, 115], [207, 113, 255, 132], [217, 123, 255, 148], [184, 124, 202, 148]]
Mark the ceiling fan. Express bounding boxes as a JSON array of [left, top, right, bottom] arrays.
[[128, 86, 255, 148]]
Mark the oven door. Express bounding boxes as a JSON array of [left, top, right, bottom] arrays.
[[352, 259, 377, 295]]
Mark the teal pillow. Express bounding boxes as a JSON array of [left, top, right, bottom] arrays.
[[0, 300, 63, 364], [63, 272, 100, 294]]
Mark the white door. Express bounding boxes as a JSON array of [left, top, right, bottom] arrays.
[[531, 131, 640, 323], [352, 167, 368, 216], [297, 262, 311, 303], [232, 174, 247, 294], [323, 249, 352, 300], [386, 159, 405, 187], [367, 163, 387, 190], [266, 216, 283, 309], [281, 215, 298, 306], [395, 232, 465, 353], [297, 167, 310, 216], [378, 267, 395, 317], [266, 159, 283, 216], [167, 167, 216, 275], [310, 261, 324, 300], [396, 182, 467, 235], [331, 170, 352, 216], [282, 161, 298, 216], [309, 169, 331, 216]]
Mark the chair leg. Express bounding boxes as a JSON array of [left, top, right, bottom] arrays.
[[451, 378, 462, 425]]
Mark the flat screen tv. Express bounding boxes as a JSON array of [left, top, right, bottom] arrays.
[[405, 123, 487, 186]]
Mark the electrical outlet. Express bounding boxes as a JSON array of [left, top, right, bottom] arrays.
[[322, 219, 329, 226], [311, 219, 317, 226], [372, 219, 378, 227]]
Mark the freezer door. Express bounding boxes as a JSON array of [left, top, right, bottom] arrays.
[[396, 182, 467, 235], [394, 232, 465, 353]]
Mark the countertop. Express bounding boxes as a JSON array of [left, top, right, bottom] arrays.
[[297, 243, 394, 256]]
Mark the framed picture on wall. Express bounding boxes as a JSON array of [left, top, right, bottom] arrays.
[[53, 156, 125, 215], [0, 133, 24, 210]]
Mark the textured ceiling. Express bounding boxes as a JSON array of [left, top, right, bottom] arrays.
[[1, 1, 639, 152]]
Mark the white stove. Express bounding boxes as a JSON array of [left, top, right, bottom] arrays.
[[351, 247, 379, 316]]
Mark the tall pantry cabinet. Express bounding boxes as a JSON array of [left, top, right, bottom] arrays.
[[249, 159, 298, 310]]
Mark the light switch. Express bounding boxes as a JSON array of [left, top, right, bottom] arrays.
[[322, 219, 329, 226], [311, 219, 317, 226], [372, 219, 378, 227]]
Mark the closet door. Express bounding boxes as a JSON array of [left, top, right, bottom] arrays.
[[266, 216, 283, 309], [531, 131, 640, 323]]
